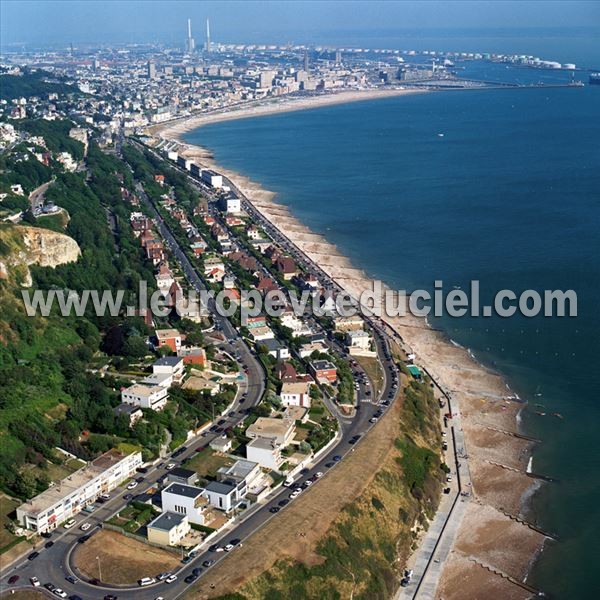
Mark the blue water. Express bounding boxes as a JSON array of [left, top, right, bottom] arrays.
[[185, 76, 600, 598]]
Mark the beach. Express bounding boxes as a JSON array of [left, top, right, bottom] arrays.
[[150, 91, 548, 597]]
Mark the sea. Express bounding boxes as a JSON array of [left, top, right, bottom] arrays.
[[184, 33, 600, 599]]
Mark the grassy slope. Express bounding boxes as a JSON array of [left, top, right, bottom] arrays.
[[218, 376, 443, 600]]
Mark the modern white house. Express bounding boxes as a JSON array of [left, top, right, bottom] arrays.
[[17, 450, 142, 533], [152, 356, 185, 382], [245, 437, 283, 471], [204, 480, 246, 512], [280, 381, 312, 408], [121, 383, 168, 411], [161, 483, 209, 525], [345, 329, 371, 350], [246, 417, 295, 446]]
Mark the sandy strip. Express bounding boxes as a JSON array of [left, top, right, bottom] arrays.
[[149, 92, 546, 597]]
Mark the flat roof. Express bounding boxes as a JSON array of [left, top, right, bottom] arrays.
[[246, 437, 277, 450], [148, 511, 187, 531], [218, 459, 259, 480], [154, 356, 184, 367], [281, 382, 311, 394], [163, 483, 204, 499], [18, 449, 138, 516], [168, 468, 196, 479], [205, 481, 236, 495], [155, 329, 180, 339], [123, 383, 159, 397], [310, 359, 336, 370], [246, 417, 293, 439]]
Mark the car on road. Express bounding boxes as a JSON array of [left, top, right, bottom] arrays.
[[30, 576, 40, 587], [65, 575, 77, 584], [80, 522, 91, 531], [69, 595, 83, 600], [192, 567, 203, 576], [126, 481, 138, 490], [314, 471, 324, 479], [165, 463, 176, 470], [223, 543, 234, 552], [202, 559, 215, 567], [325, 461, 335, 468], [44, 583, 55, 591], [53, 589, 68, 598], [123, 493, 133, 501], [369, 417, 378, 423], [446, 475, 453, 482], [103, 595, 117, 600], [45, 540, 54, 548], [64, 519, 76, 529], [278, 498, 290, 507], [165, 575, 178, 583], [269, 506, 280, 513], [184, 574, 198, 584], [138, 577, 156, 586], [333, 455, 343, 462], [28, 551, 40, 560], [156, 572, 171, 581], [8, 575, 19, 584], [78, 534, 90, 544]]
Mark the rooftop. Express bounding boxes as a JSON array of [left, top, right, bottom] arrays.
[[205, 480, 236, 495], [311, 359, 337, 371], [155, 328, 181, 340], [154, 356, 184, 367], [246, 417, 294, 439], [148, 511, 187, 531], [163, 483, 204, 499]]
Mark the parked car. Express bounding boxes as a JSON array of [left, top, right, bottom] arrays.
[[165, 575, 177, 584], [184, 574, 198, 584], [269, 506, 280, 513], [202, 560, 214, 568], [64, 519, 76, 529], [138, 577, 156, 586], [126, 481, 138, 490], [80, 523, 91, 532], [30, 576, 40, 587], [156, 572, 171, 581], [65, 575, 77, 584], [53, 589, 68, 598], [28, 551, 40, 560], [8, 575, 19, 584], [165, 463, 176, 470], [45, 540, 54, 548]]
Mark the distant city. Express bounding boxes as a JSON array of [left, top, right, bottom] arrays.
[[1, 17, 594, 137]]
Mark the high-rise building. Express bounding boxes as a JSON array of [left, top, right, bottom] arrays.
[[147, 61, 156, 80], [335, 50, 342, 64], [205, 18, 211, 52], [186, 18, 195, 53]]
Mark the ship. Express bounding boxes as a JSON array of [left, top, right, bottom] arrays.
[[590, 72, 600, 85]]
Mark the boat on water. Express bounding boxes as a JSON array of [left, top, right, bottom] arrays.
[[589, 72, 600, 85]]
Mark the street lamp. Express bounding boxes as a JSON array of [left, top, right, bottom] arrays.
[[96, 555, 102, 582]]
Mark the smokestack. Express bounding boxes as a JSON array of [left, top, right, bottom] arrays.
[[188, 18, 192, 39], [206, 18, 211, 52]]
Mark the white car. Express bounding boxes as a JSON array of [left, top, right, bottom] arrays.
[[315, 472, 324, 479], [165, 575, 177, 584], [53, 589, 68, 598], [80, 522, 91, 532], [166, 463, 176, 470], [223, 544, 234, 552], [30, 576, 40, 587], [127, 481, 138, 490], [63, 519, 76, 529]]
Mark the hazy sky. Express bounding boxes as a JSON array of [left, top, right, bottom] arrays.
[[2, 1, 599, 47]]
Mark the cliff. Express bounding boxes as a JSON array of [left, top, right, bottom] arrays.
[[0, 224, 80, 285]]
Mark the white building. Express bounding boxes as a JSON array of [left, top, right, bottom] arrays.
[[201, 169, 223, 188], [345, 329, 371, 350], [219, 194, 241, 214], [161, 483, 209, 525], [280, 382, 312, 408], [152, 356, 185, 382], [204, 480, 245, 512], [121, 383, 168, 411], [147, 512, 190, 546], [246, 437, 283, 471], [17, 450, 142, 533]]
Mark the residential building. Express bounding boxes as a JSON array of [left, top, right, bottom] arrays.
[[280, 381, 312, 408], [113, 403, 143, 427], [246, 417, 295, 446], [210, 437, 233, 453], [178, 346, 207, 367], [257, 338, 290, 360], [216, 459, 261, 488], [152, 356, 185, 382], [147, 512, 190, 546], [246, 437, 283, 471], [204, 480, 246, 512], [121, 383, 168, 411], [334, 315, 365, 332], [201, 169, 223, 188], [17, 450, 142, 533], [165, 468, 198, 486], [161, 483, 208, 525], [345, 329, 371, 350], [155, 263, 175, 290], [309, 359, 338, 384], [155, 329, 182, 352]]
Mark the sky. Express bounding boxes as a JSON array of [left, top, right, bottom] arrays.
[[1, 1, 599, 48]]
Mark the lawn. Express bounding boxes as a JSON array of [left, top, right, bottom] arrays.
[[184, 449, 234, 478], [107, 502, 158, 534], [0, 493, 21, 551]]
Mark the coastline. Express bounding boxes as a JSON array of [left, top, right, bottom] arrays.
[[150, 92, 547, 598]]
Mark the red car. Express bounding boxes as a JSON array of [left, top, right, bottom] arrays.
[[8, 575, 19, 584]]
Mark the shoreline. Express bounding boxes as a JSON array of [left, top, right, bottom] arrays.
[[149, 92, 547, 597]]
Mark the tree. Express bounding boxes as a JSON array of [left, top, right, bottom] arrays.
[[14, 471, 37, 499], [123, 335, 149, 359]]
